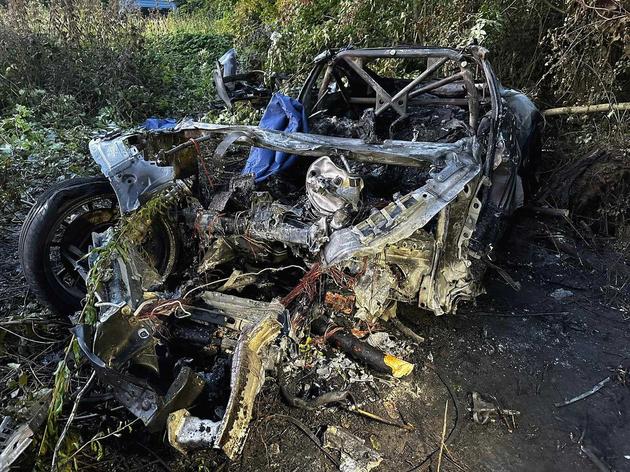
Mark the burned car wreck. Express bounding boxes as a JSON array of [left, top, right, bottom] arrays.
[[18, 46, 540, 459]]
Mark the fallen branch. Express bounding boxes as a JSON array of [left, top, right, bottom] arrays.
[[543, 102, 630, 116], [436, 400, 449, 472], [580, 444, 612, 472], [346, 404, 414, 430], [51, 371, 96, 471], [262, 414, 339, 467], [390, 317, 425, 344], [554, 376, 611, 408]]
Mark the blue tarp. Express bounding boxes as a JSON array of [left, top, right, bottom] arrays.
[[242, 93, 308, 182], [142, 118, 177, 130]]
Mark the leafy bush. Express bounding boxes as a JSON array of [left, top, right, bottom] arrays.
[[542, 1, 629, 105], [0, 103, 96, 209], [216, 0, 558, 89], [144, 28, 231, 115], [0, 1, 232, 121], [209, 0, 627, 110], [0, 0, 148, 118]]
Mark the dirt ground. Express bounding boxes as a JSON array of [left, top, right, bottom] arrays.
[[1, 196, 629, 471]]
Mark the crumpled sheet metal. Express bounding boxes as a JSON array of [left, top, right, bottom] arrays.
[[0, 421, 34, 471], [180, 121, 480, 268], [168, 314, 282, 459], [74, 322, 205, 432], [353, 262, 397, 323], [200, 291, 285, 326], [176, 121, 472, 168], [0, 390, 50, 471], [323, 149, 480, 265], [216, 315, 282, 458], [88, 134, 175, 213]]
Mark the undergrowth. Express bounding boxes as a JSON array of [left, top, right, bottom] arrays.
[[38, 187, 182, 470]]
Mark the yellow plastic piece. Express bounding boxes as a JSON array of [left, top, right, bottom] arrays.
[[384, 354, 414, 378]]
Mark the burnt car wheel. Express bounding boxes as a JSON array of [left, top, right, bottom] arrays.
[[19, 177, 177, 315]]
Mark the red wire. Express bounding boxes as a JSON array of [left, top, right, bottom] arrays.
[[189, 137, 214, 188]]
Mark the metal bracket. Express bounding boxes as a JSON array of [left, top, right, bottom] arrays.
[[89, 134, 175, 213]]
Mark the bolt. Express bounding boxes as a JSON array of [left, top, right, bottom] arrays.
[[138, 328, 150, 339]]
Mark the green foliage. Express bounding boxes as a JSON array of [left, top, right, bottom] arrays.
[[39, 360, 70, 457], [0, 1, 233, 209], [143, 29, 231, 114], [0, 1, 232, 121], [0, 102, 96, 209], [202, 101, 263, 125], [38, 187, 182, 468], [542, 1, 629, 105], [212, 0, 627, 108]]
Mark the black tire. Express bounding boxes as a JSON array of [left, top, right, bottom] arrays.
[[19, 177, 119, 315], [19, 176, 179, 316]]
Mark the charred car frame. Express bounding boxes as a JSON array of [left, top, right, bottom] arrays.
[[18, 45, 540, 458]]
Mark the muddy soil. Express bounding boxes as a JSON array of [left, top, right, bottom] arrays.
[[0, 199, 628, 471]]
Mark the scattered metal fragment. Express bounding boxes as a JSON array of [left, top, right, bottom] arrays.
[[550, 288, 574, 302], [554, 376, 612, 408], [0, 389, 51, 471], [353, 262, 397, 322], [471, 391, 520, 430], [167, 409, 221, 455], [0, 418, 34, 472], [323, 425, 382, 472]]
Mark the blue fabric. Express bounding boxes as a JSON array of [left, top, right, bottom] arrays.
[[242, 93, 308, 182], [142, 118, 177, 130]]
